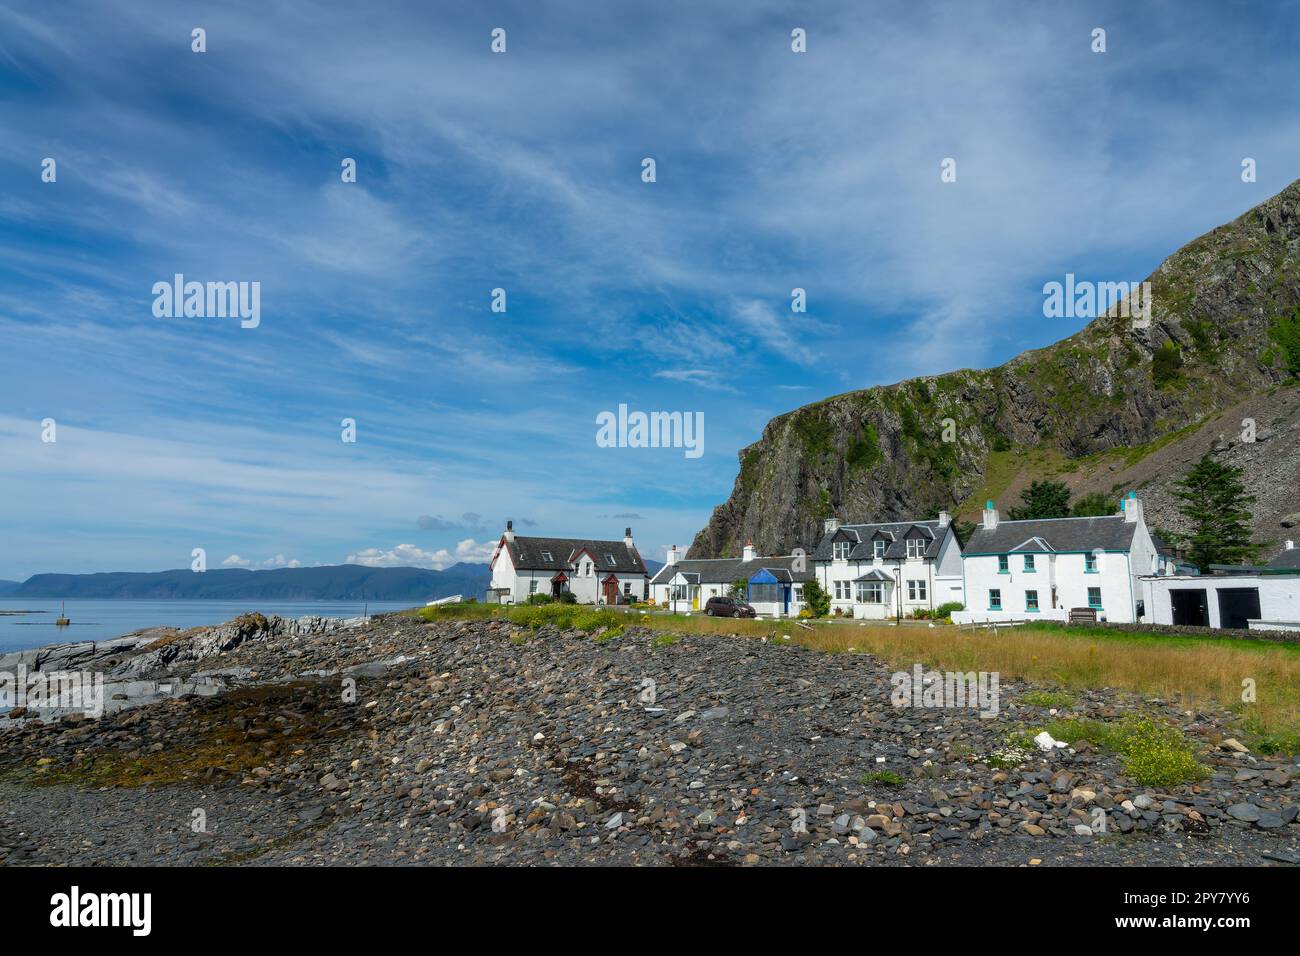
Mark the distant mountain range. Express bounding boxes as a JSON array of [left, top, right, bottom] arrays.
[[1, 558, 665, 600], [6, 564, 492, 601]]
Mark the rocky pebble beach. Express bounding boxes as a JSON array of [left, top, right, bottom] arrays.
[[1, 612, 1298, 866]]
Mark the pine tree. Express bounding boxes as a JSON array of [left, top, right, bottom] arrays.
[[1007, 479, 1072, 520], [1171, 453, 1257, 569]]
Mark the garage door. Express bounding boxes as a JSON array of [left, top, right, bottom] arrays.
[[1169, 589, 1208, 627], [1216, 588, 1261, 630]]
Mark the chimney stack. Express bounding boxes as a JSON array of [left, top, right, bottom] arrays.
[[1287, 539, 1295, 551], [937, 509, 950, 528], [743, 540, 756, 562], [624, 526, 634, 549], [981, 500, 999, 530], [1123, 491, 1143, 524], [504, 519, 516, 543], [666, 545, 679, 566], [823, 517, 841, 535]]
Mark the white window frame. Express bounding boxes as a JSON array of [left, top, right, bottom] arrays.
[[833, 541, 850, 561], [873, 540, 886, 559], [907, 579, 926, 602], [906, 538, 924, 559], [856, 581, 883, 604]]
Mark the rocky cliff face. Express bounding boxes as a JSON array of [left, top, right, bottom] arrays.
[[691, 181, 1300, 558]]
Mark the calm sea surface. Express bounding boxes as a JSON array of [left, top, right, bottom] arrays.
[[0, 599, 419, 654]]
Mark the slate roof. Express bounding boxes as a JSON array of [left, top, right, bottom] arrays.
[[812, 520, 949, 561], [649, 553, 814, 586], [964, 515, 1138, 556], [853, 568, 894, 582], [1268, 547, 1300, 570], [504, 535, 646, 575]]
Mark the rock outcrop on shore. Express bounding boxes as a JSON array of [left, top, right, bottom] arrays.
[[0, 614, 364, 718], [1, 613, 1297, 866]]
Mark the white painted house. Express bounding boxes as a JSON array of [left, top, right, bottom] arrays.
[[956, 492, 1164, 625], [812, 512, 964, 619], [486, 522, 649, 605], [1139, 539, 1300, 632], [648, 542, 813, 617]]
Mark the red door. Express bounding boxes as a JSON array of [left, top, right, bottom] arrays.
[[602, 575, 619, 604]]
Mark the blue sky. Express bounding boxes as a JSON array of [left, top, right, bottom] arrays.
[[2, 0, 1299, 581]]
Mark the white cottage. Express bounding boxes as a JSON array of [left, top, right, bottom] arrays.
[[648, 542, 813, 617], [812, 512, 965, 619], [956, 492, 1163, 624], [486, 522, 649, 605], [1139, 539, 1300, 632]]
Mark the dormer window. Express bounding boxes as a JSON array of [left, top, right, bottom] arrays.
[[873, 540, 886, 559], [906, 538, 924, 559], [833, 541, 850, 560]]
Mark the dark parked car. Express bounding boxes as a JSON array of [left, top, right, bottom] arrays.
[[704, 595, 757, 618]]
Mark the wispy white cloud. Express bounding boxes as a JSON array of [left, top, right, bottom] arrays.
[[346, 538, 494, 570]]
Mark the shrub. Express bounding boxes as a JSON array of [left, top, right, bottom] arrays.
[[801, 579, 831, 617], [1039, 714, 1208, 788], [556, 591, 577, 604], [526, 593, 554, 605], [1152, 341, 1183, 387], [1266, 306, 1300, 375], [935, 601, 964, 617], [846, 423, 882, 470], [858, 770, 904, 786], [504, 603, 621, 633]]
